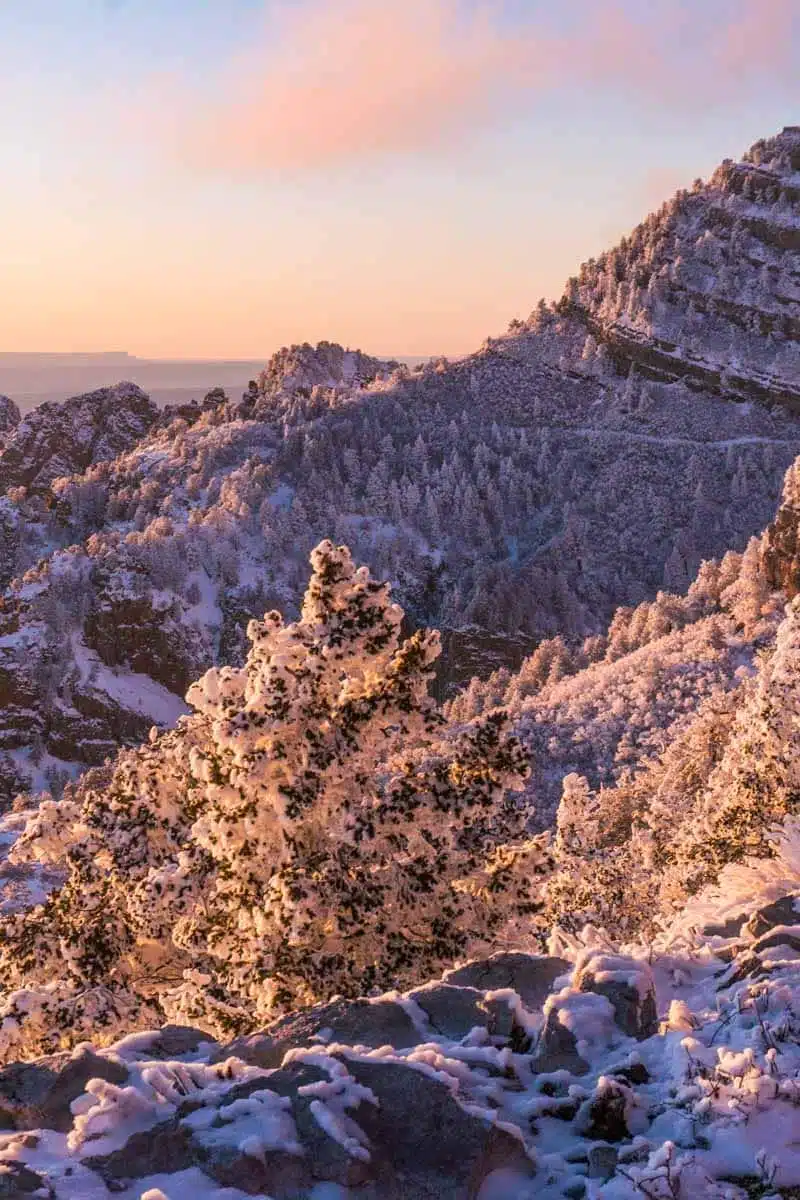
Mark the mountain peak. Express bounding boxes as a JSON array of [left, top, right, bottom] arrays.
[[742, 124, 800, 172], [256, 341, 400, 400]]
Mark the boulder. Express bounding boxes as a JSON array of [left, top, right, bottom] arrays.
[[752, 928, 800, 957], [0, 1161, 47, 1196], [84, 1121, 197, 1184], [578, 1079, 635, 1143], [88, 1053, 536, 1200], [344, 1057, 535, 1197], [700, 914, 747, 939], [532, 1000, 590, 1077], [744, 895, 800, 939], [216, 996, 422, 1070], [408, 982, 487, 1040], [575, 953, 658, 1041], [443, 954, 570, 1012], [135, 1025, 213, 1061], [0, 1048, 128, 1132], [587, 1143, 619, 1180]]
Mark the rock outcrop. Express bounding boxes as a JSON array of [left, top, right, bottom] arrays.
[[530, 126, 799, 411], [0, 398, 20, 444], [0, 382, 157, 494]]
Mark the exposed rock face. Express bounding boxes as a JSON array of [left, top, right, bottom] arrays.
[[530, 126, 800, 411], [84, 571, 209, 696], [251, 340, 399, 413], [763, 459, 800, 596], [0, 382, 157, 494], [433, 625, 537, 700]]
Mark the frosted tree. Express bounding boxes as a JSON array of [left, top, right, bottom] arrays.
[[545, 772, 657, 939], [668, 595, 800, 900], [0, 542, 548, 1059]]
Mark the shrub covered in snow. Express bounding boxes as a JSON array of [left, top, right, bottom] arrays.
[[0, 541, 550, 1058]]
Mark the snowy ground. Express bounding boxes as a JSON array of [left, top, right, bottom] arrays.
[[0, 862, 797, 1199]]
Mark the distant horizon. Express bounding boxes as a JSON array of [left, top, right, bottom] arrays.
[[0, 349, 437, 364], [0, 347, 437, 414]]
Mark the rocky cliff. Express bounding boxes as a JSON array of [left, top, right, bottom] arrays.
[[528, 126, 799, 410]]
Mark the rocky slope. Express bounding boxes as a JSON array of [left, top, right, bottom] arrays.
[[0, 883, 797, 1198], [0, 128, 797, 804]]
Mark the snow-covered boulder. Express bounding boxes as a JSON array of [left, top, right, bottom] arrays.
[[216, 996, 424, 1071], [443, 952, 570, 1011], [744, 893, 800, 939], [574, 952, 658, 1041]]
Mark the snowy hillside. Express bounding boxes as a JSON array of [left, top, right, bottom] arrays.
[[0, 522, 799, 1195], [0, 315, 798, 1193]]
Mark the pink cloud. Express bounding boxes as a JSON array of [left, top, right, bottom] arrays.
[[144, 0, 799, 174], [165, 0, 556, 172], [716, 0, 799, 78]]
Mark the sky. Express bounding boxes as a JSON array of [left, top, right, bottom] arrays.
[[0, 0, 797, 360]]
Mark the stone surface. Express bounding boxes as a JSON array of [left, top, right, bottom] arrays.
[[138, 1025, 214, 1060], [345, 1057, 535, 1197], [587, 1143, 619, 1180], [0, 398, 20, 441], [216, 996, 422, 1071], [0, 1048, 128, 1132], [579, 1081, 634, 1143], [575, 955, 658, 1041], [752, 928, 800, 957], [443, 954, 571, 1012], [87, 1053, 536, 1200], [533, 1004, 590, 1077], [409, 982, 487, 1040], [744, 894, 800, 939], [700, 914, 748, 939], [0, 1161, 48, 1196]]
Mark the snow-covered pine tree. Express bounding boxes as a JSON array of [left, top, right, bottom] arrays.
[[0, 541, 549, 1059], [544, 772, 658, 940], [667, 594, 800, 901]]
